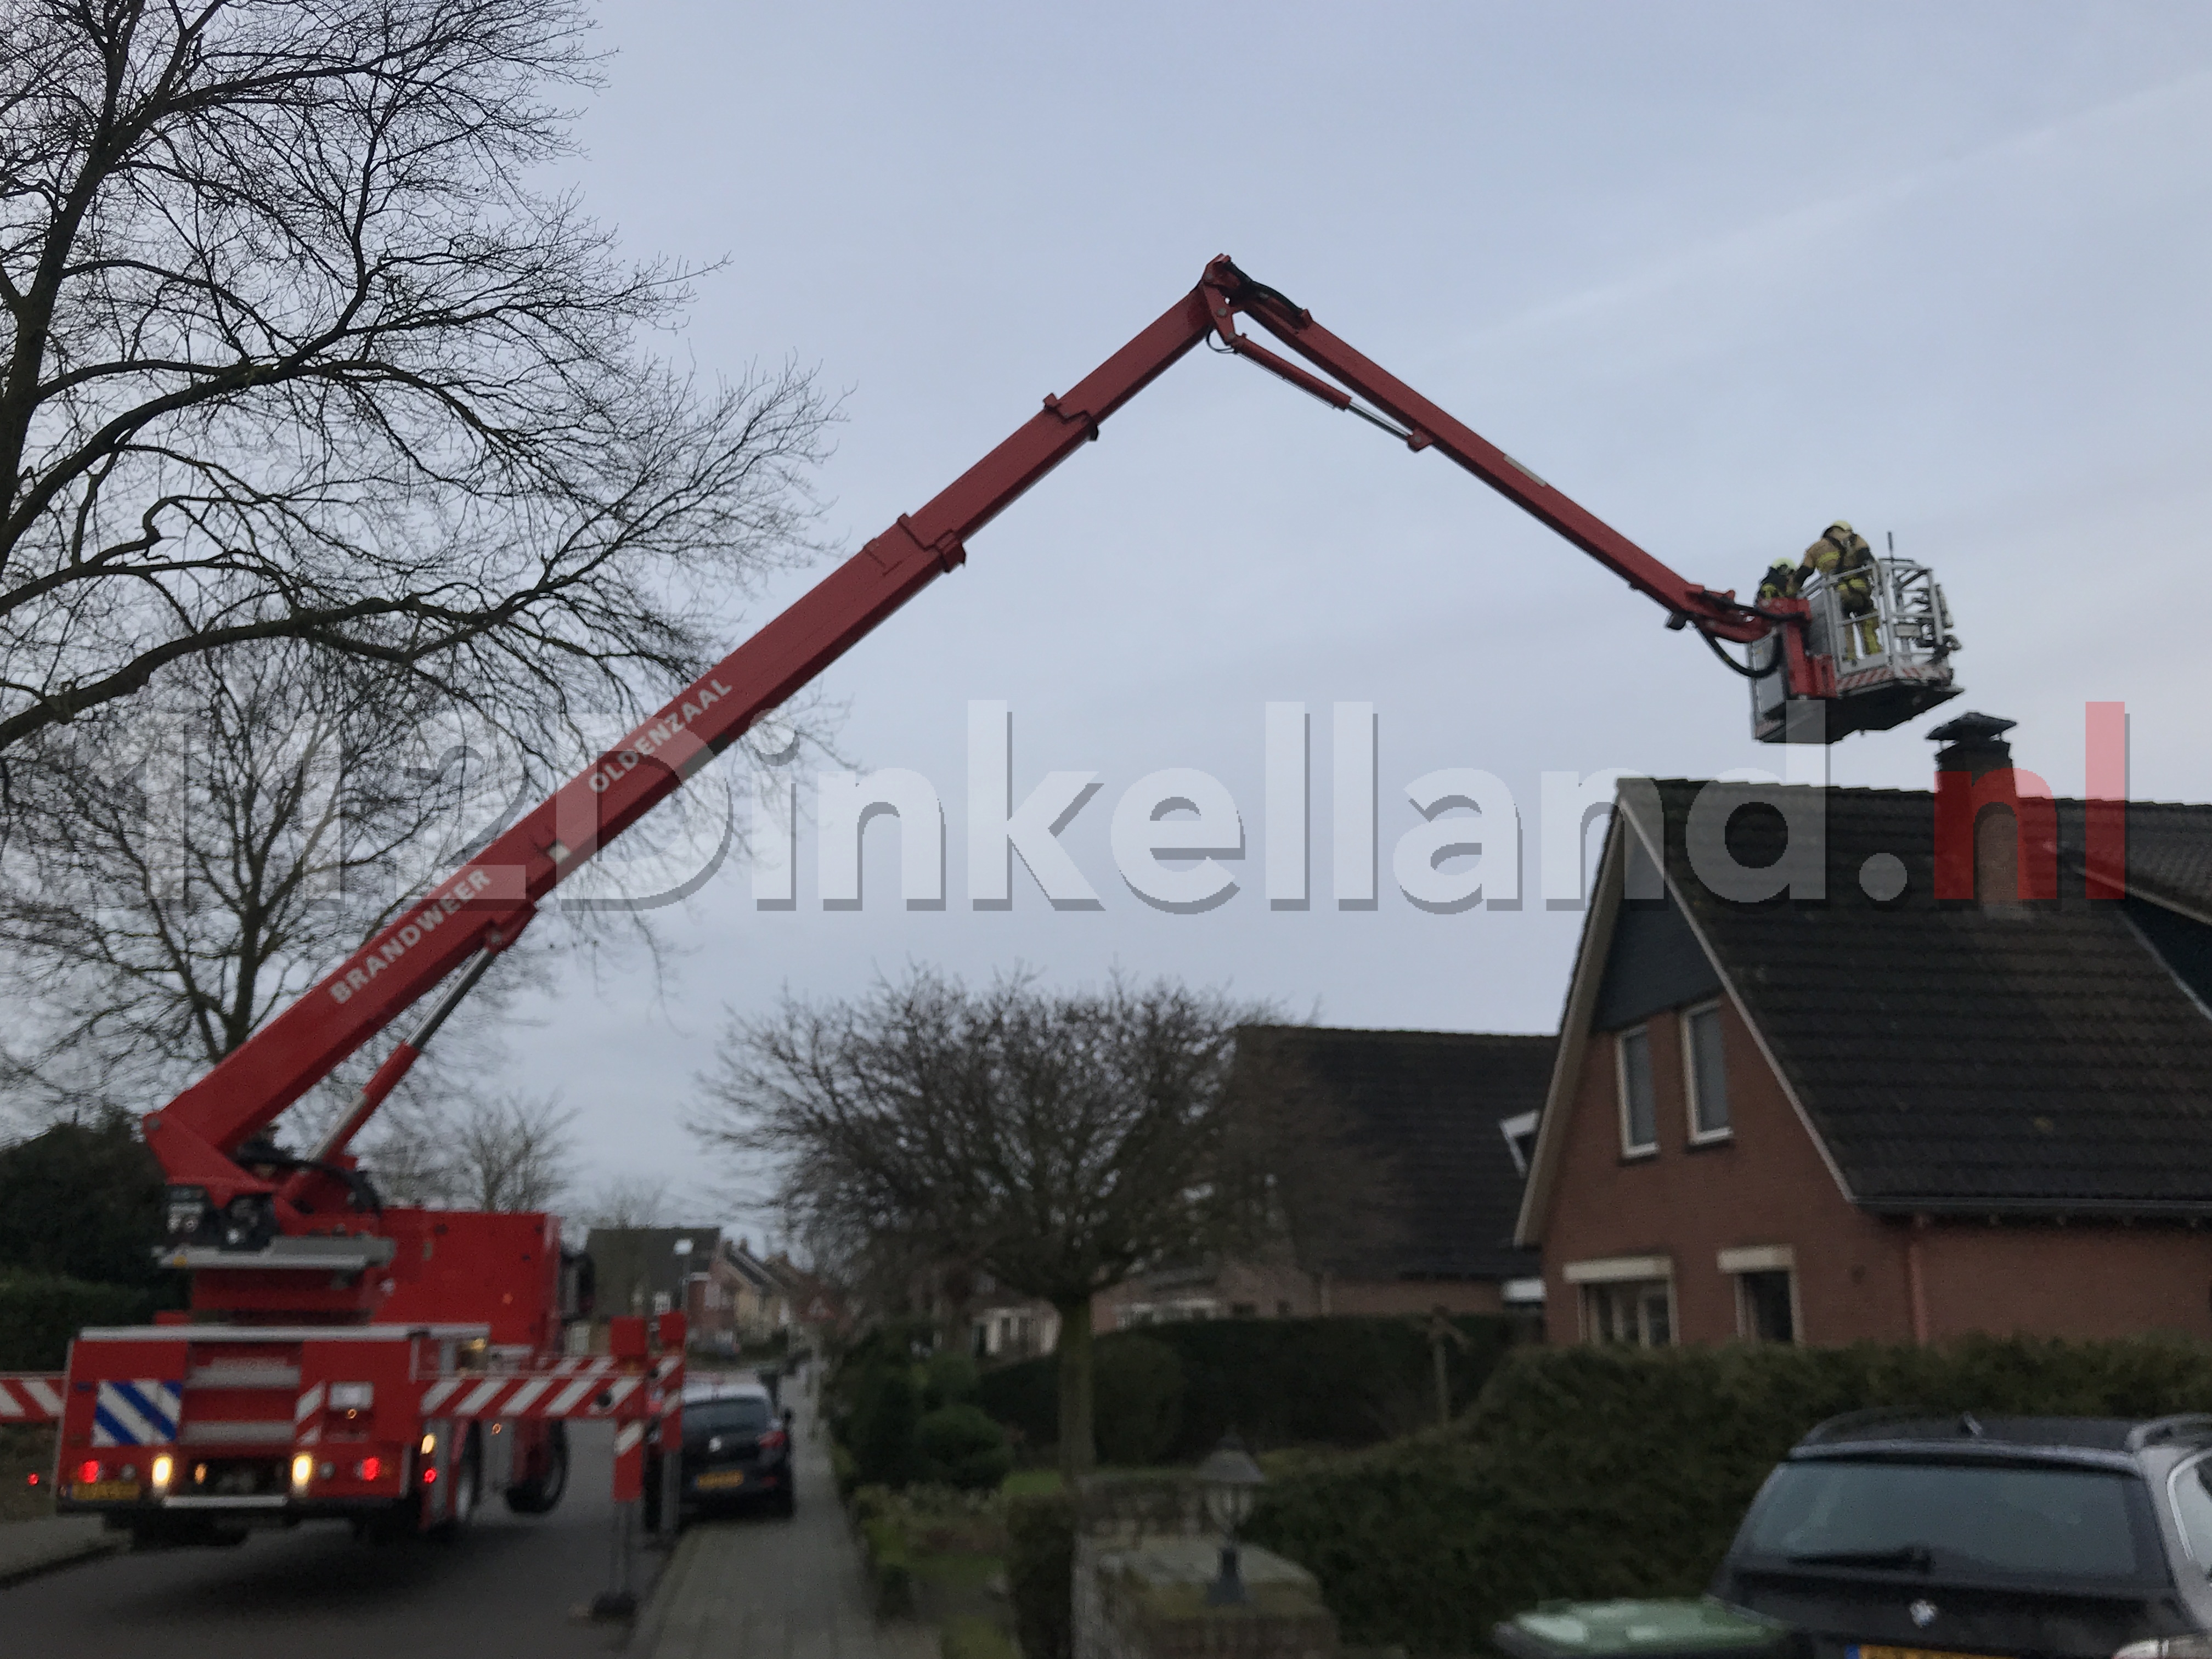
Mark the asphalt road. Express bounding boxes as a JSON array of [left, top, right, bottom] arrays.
[[0, 1421, 662, 1658]]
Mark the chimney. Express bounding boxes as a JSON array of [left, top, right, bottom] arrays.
[[1929, 712, 2053, 906], [1930, 710, 2014, 782]]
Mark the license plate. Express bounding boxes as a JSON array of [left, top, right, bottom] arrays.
[[1854, 1646, 1996, 1659], [694, 1470, 746, 1492], [71, 1480, 143, 1502]]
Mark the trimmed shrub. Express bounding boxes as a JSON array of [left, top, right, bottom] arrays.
[[1092, 1335, 1182, 1465], [0, 1273, 155, 1370], [1006, 1490, 1074, 1659], [976, 1314, 1522, 1462], [916, 1403, 1016, 1491], [850, 1360, 925, 1489], [1245, 1335, 2212, 1657], [925, 1349, 981, 1410]]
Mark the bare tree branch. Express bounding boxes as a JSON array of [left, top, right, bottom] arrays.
[[0, 0, 836, 762]]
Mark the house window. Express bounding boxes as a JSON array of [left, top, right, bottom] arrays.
[[1583, 1280, 1673, 1347], [1683, 1002, 1731, 1142], [1565, 1256, 1674, 1347], [1720, 1245, 1798, 1342], [1617, 1026, 1657, 1154], [1737, 1271, 1796, 1342]]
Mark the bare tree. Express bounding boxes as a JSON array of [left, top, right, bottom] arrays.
[[438, 1091, 575, 1211], [0, 0, 834, 762], [574, 1173, 676, 1231], [692, 969, 1311, 1479], [0, 641, 528, 1126]]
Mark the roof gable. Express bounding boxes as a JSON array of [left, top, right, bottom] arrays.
[[1645, 782, 2212, 1214]]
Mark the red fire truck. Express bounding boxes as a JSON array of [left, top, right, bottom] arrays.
[[1, 255, 1959, 1557]]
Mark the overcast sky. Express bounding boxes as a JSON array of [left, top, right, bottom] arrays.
[[448, 3, 2212, 1231]]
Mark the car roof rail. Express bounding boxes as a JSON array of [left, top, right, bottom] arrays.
[[2126, 1414, 2212, 1451], [1799, 1406, 1935, 1446]]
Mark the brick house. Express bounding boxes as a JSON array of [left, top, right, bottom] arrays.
[[1514, 715, 2212, 1348], [584, 1225, 742, 1348], [1094, 1025, 1553, 1332]]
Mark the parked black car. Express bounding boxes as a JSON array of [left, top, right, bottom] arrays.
[[644, 1379, 795, 1522], [1712, 1412, 2212, 1659]]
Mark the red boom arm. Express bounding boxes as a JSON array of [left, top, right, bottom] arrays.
[[144, 257, 1770, 1214]]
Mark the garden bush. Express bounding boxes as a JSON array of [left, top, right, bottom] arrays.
[[848, 1356, 925, 1488], [976, 1314, 1523, 1462], [925, 1349, 981, 1409], [0, 1273, 155, 1369], [916, 1403, 1016, 1490], [1245, 1334, 2212, 1657]]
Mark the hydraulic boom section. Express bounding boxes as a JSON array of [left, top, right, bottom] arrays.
[[146, 253, 1960, 1267]]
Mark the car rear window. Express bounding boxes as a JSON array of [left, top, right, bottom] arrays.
[[687, 1397, 772, 1434], [1739, 1458, 2162, 1587]]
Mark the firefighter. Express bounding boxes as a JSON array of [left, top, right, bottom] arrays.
[[1799, 520, 1880, 656], [1756, 557, 1801, 602]]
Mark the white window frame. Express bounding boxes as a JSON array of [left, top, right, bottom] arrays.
[[1572, 1274, 1677, 1348], [1499, 1110, 1539, 1176], [1616, 1025, 1658, 1156], [1681, 1000, 1733, 1145]]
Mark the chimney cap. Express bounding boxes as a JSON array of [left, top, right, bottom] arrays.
[[1928, 711, 2016, 744]]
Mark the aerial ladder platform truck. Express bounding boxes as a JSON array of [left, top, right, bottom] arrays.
[[0, 255, 1960, 1551]]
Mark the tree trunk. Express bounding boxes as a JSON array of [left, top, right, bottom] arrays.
[[1054, 1295, 1096, 1482]]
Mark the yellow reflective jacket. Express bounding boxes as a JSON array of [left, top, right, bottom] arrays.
[[1803, 528, 1874, 603]]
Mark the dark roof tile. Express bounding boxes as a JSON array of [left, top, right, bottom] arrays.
[[1235, 1025, 1551, 1279], [1640, 783, 2212, 1211]]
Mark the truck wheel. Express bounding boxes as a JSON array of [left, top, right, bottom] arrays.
[[504, 1421, 569, 1515], [433, 1427, 482, 1541]]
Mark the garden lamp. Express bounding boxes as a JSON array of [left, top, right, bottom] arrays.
[[1195, 1434, 1266, 1607]]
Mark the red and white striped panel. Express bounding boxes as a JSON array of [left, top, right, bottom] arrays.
[[0, 1374, 64, 1423], [419, 1370, 645, 1421], [295, 1382, 326, 1446], [545, 1356, 623, 1378]]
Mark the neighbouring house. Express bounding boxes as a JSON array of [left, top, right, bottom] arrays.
[[723, 1237, 798, 1344], [1515, 712, 2212, 1349], [584, 1225, 740, 1348], [1092, 1024, 1554, 1334], [971, 1282, 1061, 1361]]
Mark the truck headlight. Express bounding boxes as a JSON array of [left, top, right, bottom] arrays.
[[151, 1455, 174, 1490], [290, 1453, 314, 1490]]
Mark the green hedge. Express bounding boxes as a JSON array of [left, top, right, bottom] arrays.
[[976, 1314, 1523, 1462], [1246, 1335, 2212, 1656], [0, 1273, 155, 1370]]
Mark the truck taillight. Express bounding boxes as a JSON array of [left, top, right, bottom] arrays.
[[77, 1460, 100, 1484], [355, 1457, 381, 1481]]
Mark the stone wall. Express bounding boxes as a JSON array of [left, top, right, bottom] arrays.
[[1072, 1476, 1336, 1659]]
